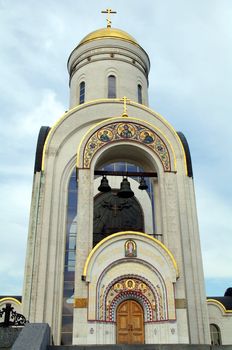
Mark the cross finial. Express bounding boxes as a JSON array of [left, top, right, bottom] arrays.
[[120, 96, 130, 117], [101, 8, 117, 28]]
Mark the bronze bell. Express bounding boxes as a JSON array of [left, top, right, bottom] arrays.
[[138, 177, 148, 190], [98, 175, 111, 192], [117, 177, 134, 198]]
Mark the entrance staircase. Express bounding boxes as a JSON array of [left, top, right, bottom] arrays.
[[11, 324, 232, 350], [47, 346, 232, 350]]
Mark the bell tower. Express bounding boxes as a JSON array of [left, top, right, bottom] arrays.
[[22, 12, 210, 346]]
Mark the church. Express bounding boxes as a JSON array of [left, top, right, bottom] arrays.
[[1, 9, 232, 348]]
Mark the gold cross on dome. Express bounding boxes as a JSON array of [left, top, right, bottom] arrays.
[[120, 96, 130, 117], [101, 8, 117, 28]]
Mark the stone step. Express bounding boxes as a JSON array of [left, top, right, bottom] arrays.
[[47, 345, 232, 350]]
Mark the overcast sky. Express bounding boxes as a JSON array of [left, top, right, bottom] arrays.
[[0, 0, 231, 297]]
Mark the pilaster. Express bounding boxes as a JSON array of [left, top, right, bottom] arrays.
[[73, 168, 93, 344]]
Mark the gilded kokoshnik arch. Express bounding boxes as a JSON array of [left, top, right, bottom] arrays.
[[81, 231, 179, 324], [83, 231, 179, 278], [77, 118, 176, 172], [98, 274, 166, 322], [39, 100, 188, 173]]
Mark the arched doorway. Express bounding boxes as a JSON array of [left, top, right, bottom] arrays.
[[210, 324, 222, 345], [116, 299, 144, 344]]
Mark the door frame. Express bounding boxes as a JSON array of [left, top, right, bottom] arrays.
[[116, 299, 145, 344]]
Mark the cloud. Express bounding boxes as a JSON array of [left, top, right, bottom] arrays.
[[196, 180, 232, 278], [0, 89, 65, 177], [0, 89, 64, 294], [18, 90, 65, 136], [0, 182, 29, 294]]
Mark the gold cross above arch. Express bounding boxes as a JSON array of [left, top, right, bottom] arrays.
[[120, 96, 130, 117], [101, 8, 117, 28]]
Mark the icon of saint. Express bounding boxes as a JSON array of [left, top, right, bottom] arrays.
[[120, 124, 133, 138], [100, 130, 110, 142], [125, 240, 136, 257], [126, 279, 135, 289], [142, 131, 154, 144], [128, 242, 133, 254]]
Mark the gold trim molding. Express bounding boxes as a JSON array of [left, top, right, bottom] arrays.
[[207, 299, 232, 314], [83, 231, 179, 278], [0, 297, 21, 305], [81, 120, 172, 171], [41, 98, 187, 174]]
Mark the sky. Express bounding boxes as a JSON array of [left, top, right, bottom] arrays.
[[0, 0, 231, 297]]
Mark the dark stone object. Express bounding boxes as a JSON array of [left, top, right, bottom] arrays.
[[224, 288, 232, 297], [11, 323, 50, 350], [34, 126, 51, 173], [177, 131, 193, 178], [0, 327, 22, 348]]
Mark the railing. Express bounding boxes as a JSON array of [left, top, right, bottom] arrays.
[[0, 303, 28, 327]]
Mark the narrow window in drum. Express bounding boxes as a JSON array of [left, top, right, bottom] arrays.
[[138, 84, 142, 104], [108, 75, 116, 98], [79, 81, 85, 104]]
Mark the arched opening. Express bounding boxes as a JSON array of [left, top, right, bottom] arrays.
[[108, 75, 116, 98], [61, 168, 77, 345], [79, 81, 85, 104], [93, 142, 160, 174], [137, 84, 142, 104], [93, 191, 144, 246], [116, 299, 144, 344], [210, 323, 222, 345], [93, 160, 155, 246]]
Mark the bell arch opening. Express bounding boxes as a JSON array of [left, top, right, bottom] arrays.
[[91, 142, 162, 247], [93, 158, 156, 247], [94, 143, 160, 174], [93, 190, 144, 247]]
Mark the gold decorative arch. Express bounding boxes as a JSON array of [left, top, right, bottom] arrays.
[[207, 299, 232, 314], [0, 297, 21, 306], [100, 276, 166, 322], [83, 231, 179, 278], [82, 121, 172, 171]]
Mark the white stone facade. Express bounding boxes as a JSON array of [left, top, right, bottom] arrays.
[[22, 27, 218, 346], [207, 300, 232, 345], [74, 231, 178, 344]]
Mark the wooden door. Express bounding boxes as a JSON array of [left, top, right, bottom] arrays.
[[116, 299, 144, 344]]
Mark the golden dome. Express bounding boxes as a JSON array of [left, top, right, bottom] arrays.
[[78, 27, 139, 46]]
